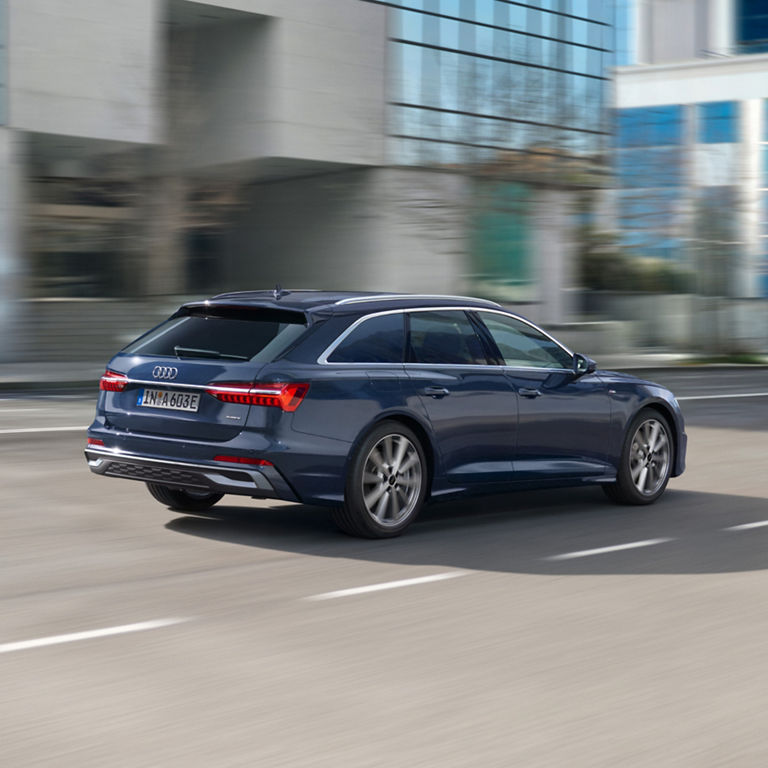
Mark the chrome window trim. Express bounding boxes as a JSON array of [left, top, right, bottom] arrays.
[[334, 294, 502, 307], [317, 306, 574, 367], [473, 307, 574, 364]]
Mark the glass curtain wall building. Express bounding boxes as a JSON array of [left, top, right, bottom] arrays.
[[372, 0, 614, 303], [384, 0, 612, 166]]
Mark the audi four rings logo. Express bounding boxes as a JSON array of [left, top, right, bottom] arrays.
[[152, 366, 178, 380]]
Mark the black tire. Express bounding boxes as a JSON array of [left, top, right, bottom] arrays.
[[146, 483, 223, 512], [602, 408, 673, 505], [333, 421, 428, 538]]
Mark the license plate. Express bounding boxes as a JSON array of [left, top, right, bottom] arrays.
[[138, 389, 200, 412]]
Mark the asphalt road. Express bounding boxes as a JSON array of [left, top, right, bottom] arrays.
[[1, 368, 767, 767]]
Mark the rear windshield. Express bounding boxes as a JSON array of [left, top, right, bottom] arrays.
[[122, 306, 308, 362]]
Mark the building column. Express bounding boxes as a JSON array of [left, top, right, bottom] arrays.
[[533, 189, 575, 326], [0, 128, 24, 361], [139, 174, 187, 297], [740, 99, 761, 298]]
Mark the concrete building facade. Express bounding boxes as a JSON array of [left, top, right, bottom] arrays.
[[0, 0, 614, 360]]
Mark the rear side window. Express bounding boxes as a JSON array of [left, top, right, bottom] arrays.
[[408, 310, 489, 365], [122, 307, 307, 362], [327, 313, 405, 363]]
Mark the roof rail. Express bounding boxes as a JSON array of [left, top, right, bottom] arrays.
[[334, 294, 502, 307]]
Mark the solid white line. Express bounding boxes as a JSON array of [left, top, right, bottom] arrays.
[[677, 392, 768, 401], [0, 425, 87, 435], [306, 572, 466, 601], [546, 538, 673, 561], [725, 520, 768, 532], [0, 618, 190, 655], [0, 408, 44, 413]]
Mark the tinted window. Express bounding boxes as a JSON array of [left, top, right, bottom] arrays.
[[328, 313, 405, 363], [123, 307, 307, 362], [408, 310, 489, 365], [478, 311, 571, 369]]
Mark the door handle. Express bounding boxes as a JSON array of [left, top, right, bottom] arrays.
[[423, 386, 450, 398], [519, 388, 542, 398]]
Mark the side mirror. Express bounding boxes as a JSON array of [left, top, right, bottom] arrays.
[[573, 353, 597, 377]]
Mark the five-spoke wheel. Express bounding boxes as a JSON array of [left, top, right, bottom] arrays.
[[603, 408, 673, 505], [334, 421, 427, 538]]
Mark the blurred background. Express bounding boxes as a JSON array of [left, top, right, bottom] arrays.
[[0, 0, 767, 366]]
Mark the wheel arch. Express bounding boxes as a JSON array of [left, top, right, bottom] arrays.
[[348, 410, 437, 500], [631, 399, 679, 472]]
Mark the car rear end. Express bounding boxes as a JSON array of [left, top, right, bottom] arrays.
[[85, 303, 311, 503]]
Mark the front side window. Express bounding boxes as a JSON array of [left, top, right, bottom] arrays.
[[408, 310, 489, 365], [477, 311, 571, 369], [327, 313, 405, 363]]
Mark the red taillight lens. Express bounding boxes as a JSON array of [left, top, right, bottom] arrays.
[[206, 382, 309, 412], [99, 370, 128, 392], [87, 438, 105, 447], [213, 455, 273, 466]]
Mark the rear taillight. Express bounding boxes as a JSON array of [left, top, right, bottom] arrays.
[[213, 455, 273, 466], [99, 370, 128, 392], [87, 438, 105, 447], [206, 382, 309, 412]]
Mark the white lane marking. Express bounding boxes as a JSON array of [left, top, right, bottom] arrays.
[[306, 572, 466, 601], [725, 520, 768, 531], [0, 618, 191, 655], [0, 408, 43, 413], [677, 392, 768, 401], [546, 538, 673, 561], [0, 425, 87, 435]]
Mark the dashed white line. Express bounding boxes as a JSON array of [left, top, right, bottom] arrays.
[[0, 425, 87, 435], [546, 538, 673, 561], [306, 572, 466, 601], [0, 618, 191, 655], [677, 392, 768, 401], [725, 520, 768, 532]]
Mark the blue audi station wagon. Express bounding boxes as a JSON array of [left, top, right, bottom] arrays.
[[85, 290, 687, 538]]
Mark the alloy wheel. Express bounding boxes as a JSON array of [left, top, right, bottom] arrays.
[[361, 434, 423, 527]]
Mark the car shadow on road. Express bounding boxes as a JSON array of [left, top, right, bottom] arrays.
[[165, 486, 768, 575]]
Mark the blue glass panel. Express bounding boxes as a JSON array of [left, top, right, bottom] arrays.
[[698, 101, 738, 143], [765, 99, 768, 141], [387, 0, 612, 164], [616, 106, 684, 148], [762, 145, 768, 186], [739, 0, 768, 47]]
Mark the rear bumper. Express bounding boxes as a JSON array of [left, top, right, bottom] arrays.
[[84, 447, 299, 502]]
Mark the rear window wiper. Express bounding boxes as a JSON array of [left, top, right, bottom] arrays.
[[173, 346, 249, 361]]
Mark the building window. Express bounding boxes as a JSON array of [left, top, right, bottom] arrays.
[[697, 102, 739, 144], [737, 0, 768, 53], [616, 106, 684, 148]]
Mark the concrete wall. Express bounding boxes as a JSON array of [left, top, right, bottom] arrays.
[[636, 0, 734, 64], [615, 53, 768, 108], [8, 0, 160, 144], [224, 167, 468, 294], [169, 0, 387, 172]]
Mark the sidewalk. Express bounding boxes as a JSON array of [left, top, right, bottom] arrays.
[[3, 354, 766, 393]]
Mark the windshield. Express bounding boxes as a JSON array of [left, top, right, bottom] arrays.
[[122, 306, 308, 362]]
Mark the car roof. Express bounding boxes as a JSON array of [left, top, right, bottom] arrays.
[[184, 289, 503, 317]]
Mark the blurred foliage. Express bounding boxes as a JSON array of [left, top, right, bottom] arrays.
[[575, 221, 693, 294]]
